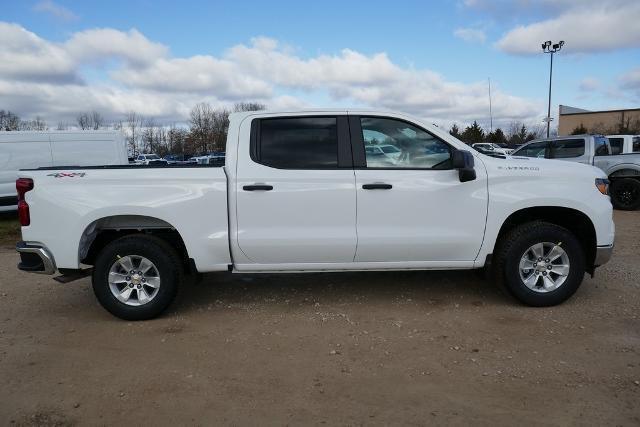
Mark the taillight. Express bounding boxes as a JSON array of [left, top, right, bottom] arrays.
[[16, 178, 34, 226]]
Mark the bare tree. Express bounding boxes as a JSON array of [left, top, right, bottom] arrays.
[[77, 111, 105, 130], [57, 121, 70, 130], [19, 117, 47, 131], [77, 112, 90, 130], [0, 110, 21, 131], [188, 102, 215, 154], [90, 111, 104, 130], [125, 112, 143, 157], [233, 102, 266, 112]]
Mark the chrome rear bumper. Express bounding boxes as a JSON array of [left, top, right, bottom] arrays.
[[16, 241, 57, 275], [594, 244, 614, 267]]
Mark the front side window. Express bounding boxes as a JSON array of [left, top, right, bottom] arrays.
[[256, 117, 338, 169], [551, 139, 586, 158], [593, 136, 610, 156], [632, 136, 640, 153], [361, 117, 451, 169], [608, 137, 624, 155], [515, 141, 547, 158]]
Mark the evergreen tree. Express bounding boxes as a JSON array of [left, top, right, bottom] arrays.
[[571, 123, 588, 135], [486, 128, 507, 145], [460, 121, 485, 144], [449, 124, 461, 139]]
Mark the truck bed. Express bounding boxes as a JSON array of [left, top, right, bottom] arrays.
[[18, 166, 230, 272]]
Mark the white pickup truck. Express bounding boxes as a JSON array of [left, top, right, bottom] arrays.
[[15, 110, 615, 320]]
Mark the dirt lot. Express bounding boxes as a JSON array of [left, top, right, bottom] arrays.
[[0, 212, 638, 426]]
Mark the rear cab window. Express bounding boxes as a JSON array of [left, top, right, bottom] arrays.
[[251, 116, 351, 169], [608, 137, 624, 154]]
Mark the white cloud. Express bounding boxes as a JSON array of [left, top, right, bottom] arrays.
[[492, 1, 640, 54], [454, 28, 486, 44], [65, 28, 169, 66], [0, 23, 542, 126], [0, 22, 78, 83], [578, 77, 599, 92], [33, 0, 78, 22]]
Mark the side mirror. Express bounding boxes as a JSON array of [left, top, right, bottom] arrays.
[[452, 150, 476, 182]]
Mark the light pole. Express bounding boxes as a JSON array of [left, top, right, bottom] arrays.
[[541, 40, 564, 137]]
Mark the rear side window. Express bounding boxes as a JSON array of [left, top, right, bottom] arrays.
[[551, 139, 585, 158], [515, 141, 547, 158], [608, 137, 624, 155], [593, 136, 610, 156], [633, 136, 640, 153], [255, 117, 338, 169]]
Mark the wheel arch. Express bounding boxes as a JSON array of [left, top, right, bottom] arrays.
[[79, 215, 192, 270], [493, 206, 597, 274]]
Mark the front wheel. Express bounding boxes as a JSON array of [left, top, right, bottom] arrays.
[[494, 221, 586, 306], [92, 235, 182, 320], [610, 178, 640, 210]]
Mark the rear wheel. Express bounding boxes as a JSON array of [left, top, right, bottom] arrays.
[[92, 235, 182, 320], [494, 221, 585, 306], [610, 178, 640, 210]]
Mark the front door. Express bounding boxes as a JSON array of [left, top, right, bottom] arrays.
[[350, 115, 488, 263], [235, 115, 357, 264]]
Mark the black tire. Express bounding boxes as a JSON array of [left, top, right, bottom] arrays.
[[493, 221, 586, 307], [610, 178, 640, 210], [92, 234, 182, 320]]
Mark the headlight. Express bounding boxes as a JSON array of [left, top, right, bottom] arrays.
[[595, 178, 609, 195]]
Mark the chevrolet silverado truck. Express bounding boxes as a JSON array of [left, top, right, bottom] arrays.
[[16, 110, 615, 320], [512, 134, 640, 210]]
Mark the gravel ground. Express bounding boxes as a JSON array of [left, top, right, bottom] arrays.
[[0, 211, 638, 426]]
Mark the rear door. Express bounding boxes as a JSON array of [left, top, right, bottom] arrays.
[[349, 115, 488, 263], [235, 114, 357, 264]]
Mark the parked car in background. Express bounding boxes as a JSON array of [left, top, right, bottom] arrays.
[[16, 109, 613, 320], [512, 134, 640, 210], [134, 154, 168, 165], [606, 135, 640, 155], [194, 152, 225, 165], [163, 154, 196, 165], [0, 131, 128, 212], [471, 143, 509, 157], [364, 144, 402, 163]]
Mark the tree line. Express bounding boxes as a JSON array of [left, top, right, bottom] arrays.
[[448, 120, 545, 147], [0, 102, 265, 157]]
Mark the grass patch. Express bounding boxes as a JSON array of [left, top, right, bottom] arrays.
[[0, 212, 20, 246]]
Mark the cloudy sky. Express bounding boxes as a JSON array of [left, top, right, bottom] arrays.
[[2, 0, 639, 129]]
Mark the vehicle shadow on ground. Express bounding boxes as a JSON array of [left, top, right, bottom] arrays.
[[169, 269, 512, 316]]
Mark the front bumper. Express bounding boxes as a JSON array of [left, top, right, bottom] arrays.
[[594, 244, 614, 267], [16, 241, 57, 275]]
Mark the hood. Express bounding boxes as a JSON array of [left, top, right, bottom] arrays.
[[480, 154, 606, 180]]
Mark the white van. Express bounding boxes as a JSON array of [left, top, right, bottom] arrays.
[[0, 131, 128, 211]]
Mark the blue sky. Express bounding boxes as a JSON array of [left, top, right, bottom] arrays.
[[2, 0, 639, 130]]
